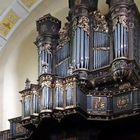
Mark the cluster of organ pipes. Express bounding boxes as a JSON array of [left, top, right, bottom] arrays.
[[38, 46, 52, 75], [41, 86, 53, 111], [22, 89, 39, 118], [93, 32, 110, 69], [56, 43, 70, 64], [55, 82, 64, 108], [55, 42, 70, 77], [21, 78, 77, 118], [72, 27, 90, 69], [114, 22, 128, 58]]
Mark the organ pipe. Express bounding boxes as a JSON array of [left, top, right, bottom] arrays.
[[72, 28, 90, 69], [114, 23, 128, 58], [113, 16, 129, 59], [93, 32, 110, 69]]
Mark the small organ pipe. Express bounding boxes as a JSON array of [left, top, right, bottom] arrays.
[[121, 24, 124, 56], [73, 30, 77, 68], [124, 27, 127, 57], [76, 28, 80, 69], [118, 24, 121, 58], [85, 32, 89, 69], [115, 27, 117, 58], [114, 23, 128, 58], [81, 29, 84, 68], [46, 87, 49, 109]]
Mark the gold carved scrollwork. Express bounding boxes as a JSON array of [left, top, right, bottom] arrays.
[[119, 82, 131, 90], [113, 15, 128, 30], [78, 16, 89, 34], [93, 97, 106, 111], [117, 96, 129, 109], [66, 82, 73, 88], [42, 81, 52, 88], [93, 11, 108, 32], [55, 80, 63, 88], [41, 75, 53, 87], [44, 43, 52, 54], [65, 78, 74, 88]]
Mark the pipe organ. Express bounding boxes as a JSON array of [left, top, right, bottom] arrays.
[[8, 0, 140, 139]]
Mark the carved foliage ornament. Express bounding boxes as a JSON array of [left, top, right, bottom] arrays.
[[117, 96, 129, 109], [73, 16, 90, 34], [111, 60, 132, 81], [55, 80, 63, 88], [93, 97, 107, 112], [38, 42, 52, 54], [44, 43, 52, 53], [113, 15, 128, 30], [93, 10, 108, 33]]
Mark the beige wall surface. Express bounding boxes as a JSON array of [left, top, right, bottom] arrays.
[[0, 0, 140, 131]]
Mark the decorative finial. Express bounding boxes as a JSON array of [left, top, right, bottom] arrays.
[[25, 78, 31, 89]]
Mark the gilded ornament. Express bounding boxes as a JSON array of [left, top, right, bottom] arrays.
[[93, 97, 106, 111], [93, 10, 108, 32], [113, 15, 128, 30], [0, 10, 20, 37], [117, 96, 129, 109], [78, 16, 89, 33]]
